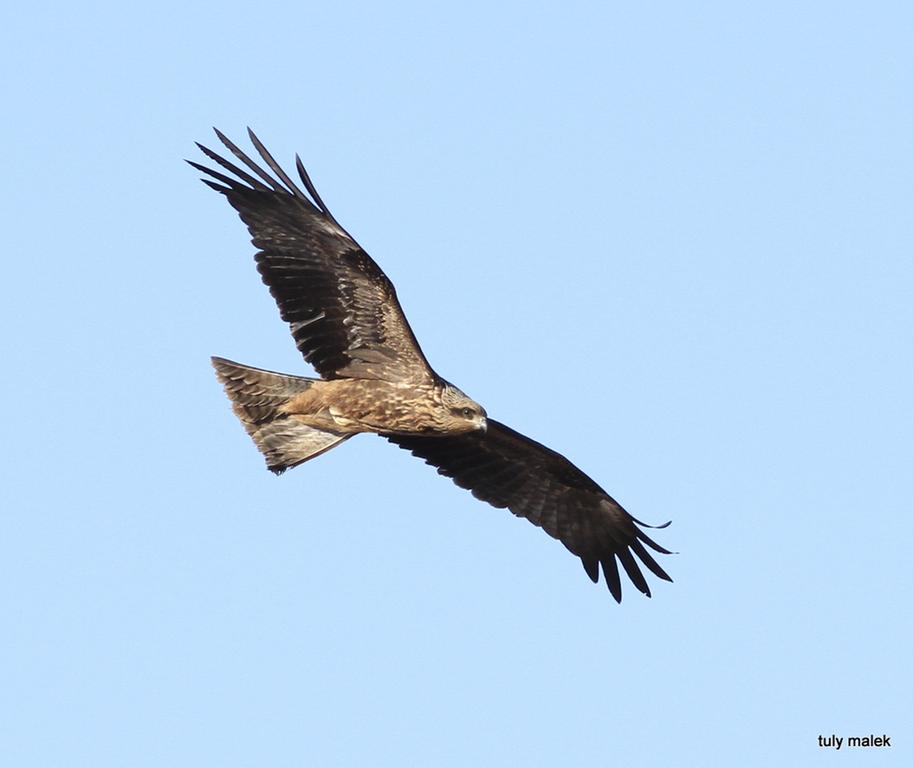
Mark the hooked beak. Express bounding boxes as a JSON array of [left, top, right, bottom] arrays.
[[478, 417, 488, 434]]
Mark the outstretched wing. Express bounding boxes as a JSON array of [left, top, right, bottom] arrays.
[[387, 420, 673, 602], [190, 128, 435, 383]]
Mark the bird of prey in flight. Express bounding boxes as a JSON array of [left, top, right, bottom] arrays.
[[191, 129, 673, 602]]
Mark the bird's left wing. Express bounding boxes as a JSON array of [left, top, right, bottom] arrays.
[[387, 420, 673, 602]]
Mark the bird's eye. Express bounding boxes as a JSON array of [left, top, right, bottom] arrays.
[[461, 407, 474, 418]]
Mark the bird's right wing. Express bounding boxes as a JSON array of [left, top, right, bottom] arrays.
[[190, 129, 435, 384], [387, 419, 673, 602]]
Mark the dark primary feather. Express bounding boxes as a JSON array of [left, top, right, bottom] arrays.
[[191, 129, 434, 383], [387, 420, 673, 602]]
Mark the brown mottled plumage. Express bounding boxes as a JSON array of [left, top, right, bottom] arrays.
[[193, 129, 673, 602]]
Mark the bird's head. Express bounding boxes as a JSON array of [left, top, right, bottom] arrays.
[[439, 383, 488, 434]]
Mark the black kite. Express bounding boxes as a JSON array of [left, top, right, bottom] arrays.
[[192, 129, 673, 602]]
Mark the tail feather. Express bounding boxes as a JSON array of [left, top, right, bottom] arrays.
[[211, 357, 350, 473]]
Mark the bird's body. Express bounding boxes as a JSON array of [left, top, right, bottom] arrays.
[[193, 129, 673, 602], [215, 357, 484, 442], [285, 377, 450, 435]]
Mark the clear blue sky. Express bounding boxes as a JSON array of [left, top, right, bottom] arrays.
[[2, 2, 910, 765]]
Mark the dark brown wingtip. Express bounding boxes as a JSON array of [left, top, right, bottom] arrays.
[[635, 527, 676, 556], [212, 128, 284, 192], [632, 516, 672, 530], [247, 128, 309, 200], [293, 152, 338, 223], [195, 138, 271, 192], [187, 159, 236, 189], [630, 539, 674, 583], [200, 179, 227, 193], [581, 557, 600, 583], [616, 547, 652, 598], [601, 556, 623, 603]]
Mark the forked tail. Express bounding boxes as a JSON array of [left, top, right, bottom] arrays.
[[211, 357, 350, 473]]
